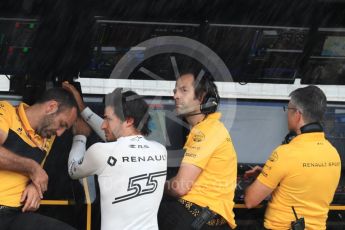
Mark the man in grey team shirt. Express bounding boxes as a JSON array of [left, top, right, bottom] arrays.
[[63, 82, 167, 230]]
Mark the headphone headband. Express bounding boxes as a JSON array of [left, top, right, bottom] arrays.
[[200, 79, 219, 114]]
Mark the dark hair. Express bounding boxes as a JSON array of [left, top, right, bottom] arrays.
[[179, 69, 220, 113], [105, 89, 151, 136], [36, 87, 79, 113], [289, 85, 327, 123]]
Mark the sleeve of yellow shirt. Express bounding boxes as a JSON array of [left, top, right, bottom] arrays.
[[257, 146, 289, 189], [182, 124, 224, 169], [0, 101, 13, 134]]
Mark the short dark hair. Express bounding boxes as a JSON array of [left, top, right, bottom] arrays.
[[105, 89, 151, 136], [36, 88, 79, 113], [179, 69, 220, 110], [289, 85, 327, 123]]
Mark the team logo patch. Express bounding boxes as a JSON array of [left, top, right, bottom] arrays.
[[107, 156, 117, 166], [185, 152, 197, 158], [190, 146, 200, 150], [269, 151, 278, 162], [264, 165, 272, 170], [17, 127, 23, 134], [85, 114, 93, 122], [192, 131, 205, 142], [130, 136, 143, 142], [42, 138, 53, 151], [261, 170, 268, 177], [78, 158, 84, 165], [129, 144, 149, 149]]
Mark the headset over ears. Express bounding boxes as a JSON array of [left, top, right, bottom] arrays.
[[200, 79, 220, 114], [282, 122, 324, 144]]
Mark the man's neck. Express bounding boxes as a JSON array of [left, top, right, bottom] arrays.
[[122, 128, 141, 137], [186, 113, 206, 127], [24, 104, 43, 131], [294, 118, 306, 135], [296, 122, 323, 135]]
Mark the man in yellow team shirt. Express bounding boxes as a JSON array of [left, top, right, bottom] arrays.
[[158, 70, 237, 230], [245, 85, 341, 230], [0, 88, 78, 230]]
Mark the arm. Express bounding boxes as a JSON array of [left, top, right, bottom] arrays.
[[244, 179, 273, 209], [0, 130, 48, 198], [243, 165, 263, 179], [80, 107, 106, 141], [165, 163, 202, 197], [62, 81, 106, 141], [244, 148, 287, 209], [68, 135, 105, 179]]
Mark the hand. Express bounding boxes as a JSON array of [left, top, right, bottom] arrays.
[[21, 183, 41, 212], [28, 162, 49, 198], [73, 117, 92, 137], [243, 166, 263, 179], [62, 81, 86, 111]]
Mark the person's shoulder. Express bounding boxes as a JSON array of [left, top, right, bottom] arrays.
[[324, 139, 341, 158], [271, 142, 297, 159], [0, 100, 15, 112], [198, 114, 228, 135], [88, 141, 116, 152], [274, 142, 292, 151], [144, 138, 167, 151], [205, 112, 226, 126], [263, 146, 290, 167]]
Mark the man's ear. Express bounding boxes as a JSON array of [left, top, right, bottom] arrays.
[[296, 110, 305, 128], [46, 100, 59, 115], [198, 92, 207, 104], [125, 117, 135, 127]]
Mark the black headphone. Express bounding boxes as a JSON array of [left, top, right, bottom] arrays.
[[282, 122, 324, 144], [200, 79, 220, 114]]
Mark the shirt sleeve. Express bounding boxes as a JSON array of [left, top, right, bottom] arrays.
[[81, 107, 106, 141], [257, 147, 288, 189], [0, 101, 13, 135], [182, 126, 223, 169], [68, 135, 107, 179]]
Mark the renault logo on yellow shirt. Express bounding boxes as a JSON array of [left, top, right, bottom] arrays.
[[269, 152, 279, 162], [192, 131, 205, 142], [17, 127, 23, 134]]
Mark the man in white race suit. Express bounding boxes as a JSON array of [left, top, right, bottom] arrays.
[[63, 82, 167, 230]]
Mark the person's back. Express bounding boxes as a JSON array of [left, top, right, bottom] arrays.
[[262, 131, 340, 229], [65, 85, 168, 230], [94, 135, 167, 230], [245, 85, 341, 230]]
